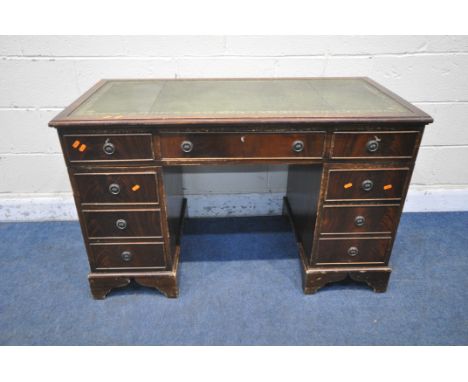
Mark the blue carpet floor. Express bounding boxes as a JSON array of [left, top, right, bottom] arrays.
[[0, 212, 467, 345]]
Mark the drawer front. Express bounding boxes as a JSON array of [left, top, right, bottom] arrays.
[[331, 131, 419, 159], [315, 237, 392, 265], [320, 205, 400, 235], [160, 132, 325, 159], [83, 209, 162, 238], [74, 171, 159, 204], [90, 242, 166, 270], [63, 134, 154, 162], [326, 168, 409, 201]]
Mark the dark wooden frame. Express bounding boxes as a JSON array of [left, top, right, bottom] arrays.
[[50, 78, 432, 298]]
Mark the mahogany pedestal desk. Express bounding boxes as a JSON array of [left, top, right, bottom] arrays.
[[49, 78, 433, 299]]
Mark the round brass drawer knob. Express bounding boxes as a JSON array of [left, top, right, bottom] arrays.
[[103, 140, 115, 155], [121, 251, 132, 262], [354, 216, 365, 227], [292, 140, 304, 153], [109, 183, 121, 195], [115, 219, 127, 230], [361, 179, 374, 192], [181, 140, 194, 153], [348, 246, 359, 257], [366, 139, 380, 153]]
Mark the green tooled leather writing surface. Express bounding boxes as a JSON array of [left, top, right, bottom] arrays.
[[69, 78, 415, 120]]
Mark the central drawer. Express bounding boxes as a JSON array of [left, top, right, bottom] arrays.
[[160, 132, 325, 159], [83, 209, 162, 239]]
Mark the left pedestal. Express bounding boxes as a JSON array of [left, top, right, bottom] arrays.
[[57, 129, 186, 300]]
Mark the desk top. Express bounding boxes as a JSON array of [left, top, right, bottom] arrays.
[[50, 78, 432, 127]]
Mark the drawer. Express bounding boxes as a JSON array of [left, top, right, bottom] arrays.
[[63, 134, 154, 162], [90, 242, 166, 270], [320, 204, 400, 235], [74, 171, 159, 205], [83, 209, 162, 239], [160, 132, 325, 159], [326, 168, 409, 201], [331, 131, 419, 159], [314, 237, 392, 265]]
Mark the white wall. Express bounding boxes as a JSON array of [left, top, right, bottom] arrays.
[[1, 36, 467, 219]]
